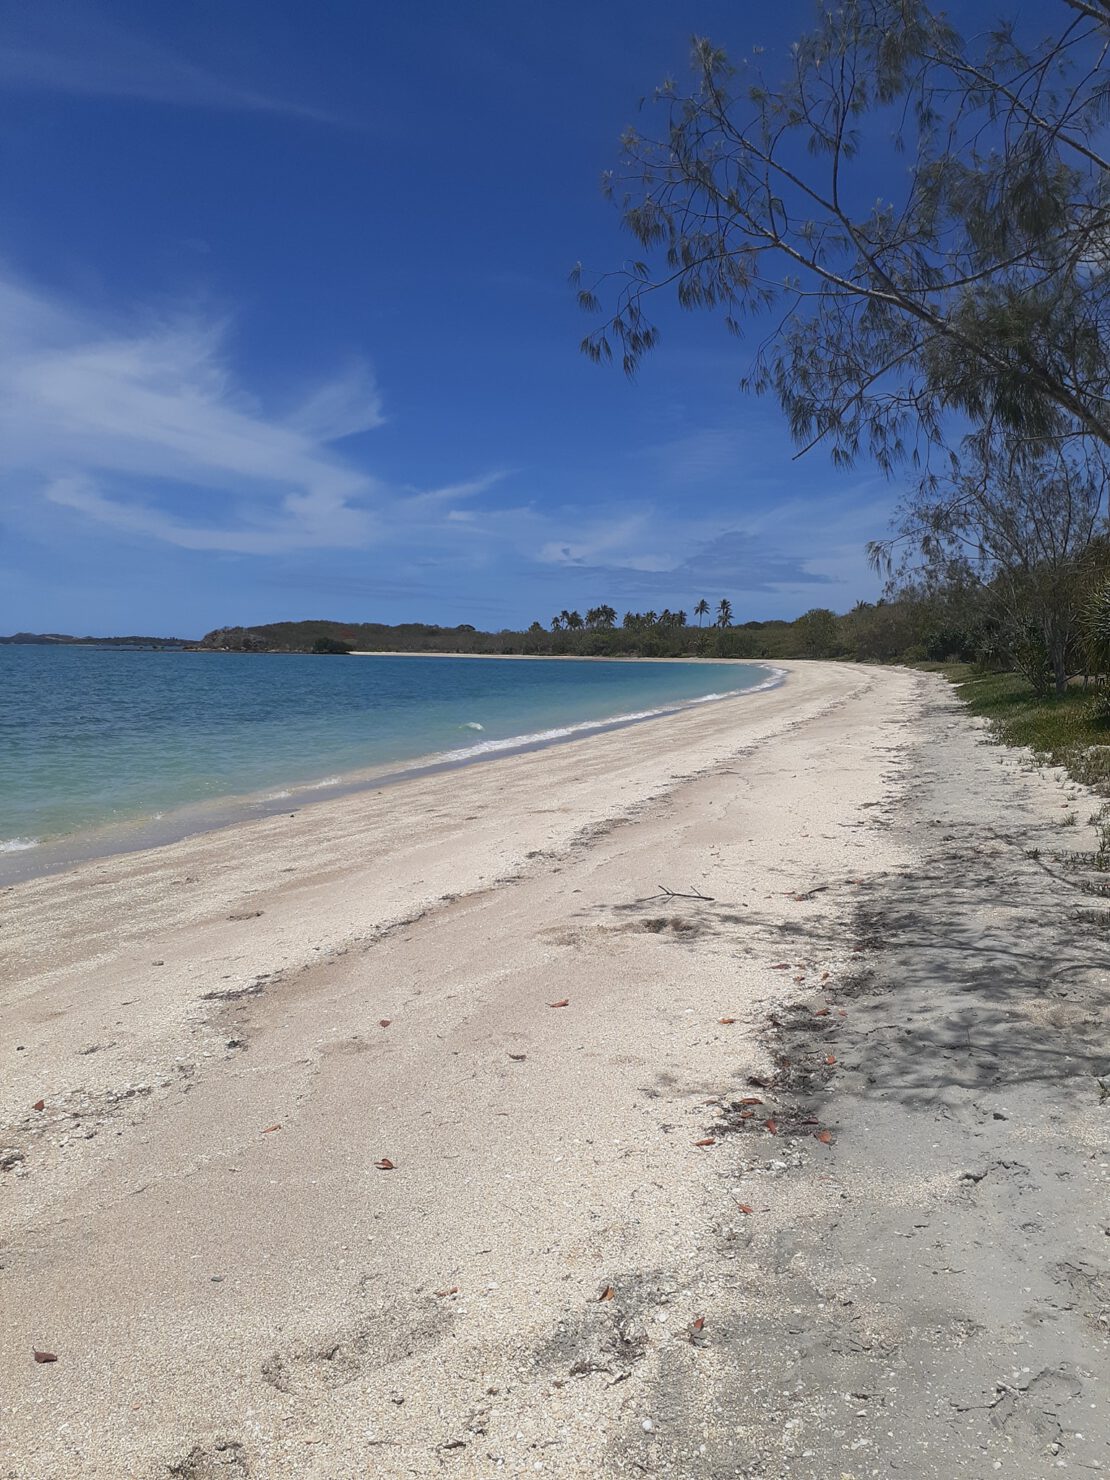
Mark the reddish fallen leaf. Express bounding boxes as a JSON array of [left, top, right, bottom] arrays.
[[548, 999, 570, 1009], [691, 1315, 706, 1331], [33, 1350, 57, 1363], [825, 1054, 837, 1065], [748, 1075, 771, 1089], [508, 1053, 526, 1061], [801, 1116, 820, 1125], [815, 1128, 835, 1145], [792, 974, 806, 983], [374, 1157, 396, 1170], [598, 1285, 616, 1302], [765, 1119, 779, 1135], [693, 1137, 716, 1147], [770, 963, 790, 970], [261, 1123, 281, 1134], [814, 1007, 830, 1017], [736, 1203, 754, 1214], [837, 1009, 848, 1018], [738, 1095, 763, 1107], [32, 1099, 44, 1112], [718, 1017, 737, 1025], [820, 972, 830, 982], [379, 1019, 391, 1028], [434, 1286, 459, 1297], [739, 1110, 754, 1120]]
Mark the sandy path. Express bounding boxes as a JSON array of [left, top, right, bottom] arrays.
[[1, 662, 1106, 1478]]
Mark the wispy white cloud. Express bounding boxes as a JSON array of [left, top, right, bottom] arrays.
[[497, 486, 889, 610], [0, 6, 337, 121], [0, 271, 388, 553], [532, 516, 833, 597], [399, 471, 511, 513], [373, 460, 882, 596], [0, 269, 520, 560], [287, 364, 386, 443], [0, 263, 890, 619], [637, 428, 749, 487], [537, 513, 659, 569]]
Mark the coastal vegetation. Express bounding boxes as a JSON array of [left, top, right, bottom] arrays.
[[578, 0, 1110, 465], [10, 557, 1110, 683], [571, 0, 1110, 788], [186, 606, 920, 660], [936, 665, 1110, 799], [186, 553, 1110, 695]]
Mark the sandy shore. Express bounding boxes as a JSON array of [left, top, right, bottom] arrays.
[[2, 661, 1106, 1478], [347, 652, 757, 660]]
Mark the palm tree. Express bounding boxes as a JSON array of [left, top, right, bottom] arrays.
[[694, 599, 710, 628], [716, 598, 733, 628], [566, 610, 584, 631], [551, 615, 563, 632]]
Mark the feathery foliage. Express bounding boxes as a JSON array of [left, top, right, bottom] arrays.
[[578, 1, 1110, 469]]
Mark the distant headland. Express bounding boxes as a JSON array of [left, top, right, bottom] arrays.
[[0, 615, 813, 661], [0, 631, 195, 650], [0, 600, 962, 664]]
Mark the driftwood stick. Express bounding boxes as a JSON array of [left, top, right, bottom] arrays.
[[787, 884, 831, 900], [654, 884, 715, 901]]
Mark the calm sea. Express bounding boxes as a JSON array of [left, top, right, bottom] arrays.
[[0, 647, 779, 875]]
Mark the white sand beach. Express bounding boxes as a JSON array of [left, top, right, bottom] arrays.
[[2, 661, 1106, 1478]]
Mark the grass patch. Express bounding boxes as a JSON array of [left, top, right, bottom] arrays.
[[926, 664, 1110, 797]]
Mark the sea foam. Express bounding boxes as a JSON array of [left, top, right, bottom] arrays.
[[432, 669, 786, 767]]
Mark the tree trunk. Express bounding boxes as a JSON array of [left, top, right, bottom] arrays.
[[1050, 631, 1069, 697]]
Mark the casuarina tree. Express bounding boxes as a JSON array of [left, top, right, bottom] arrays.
[[576, 2, 1110, 469]]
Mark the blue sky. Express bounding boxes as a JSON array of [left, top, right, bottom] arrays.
[[0, 0, 1007, 635]]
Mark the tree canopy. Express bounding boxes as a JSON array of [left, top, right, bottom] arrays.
[[876, 435, 1110, 690], [578, 0, 1110, 469]]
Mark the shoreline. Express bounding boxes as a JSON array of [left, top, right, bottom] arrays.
[[2, 658, 1107, 1476], [349, 650, 768, 661], [0, 660, 784, 886]]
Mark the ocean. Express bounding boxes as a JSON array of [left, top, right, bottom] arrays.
[[0, 646, 780, 876]]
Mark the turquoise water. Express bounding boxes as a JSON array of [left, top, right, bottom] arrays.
[[0, 647, 778, 864]]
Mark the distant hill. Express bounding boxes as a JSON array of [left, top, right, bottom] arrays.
[[200, 620, 485, 653], [196, 618, 789, 660], [0, 631, 196, 648]]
